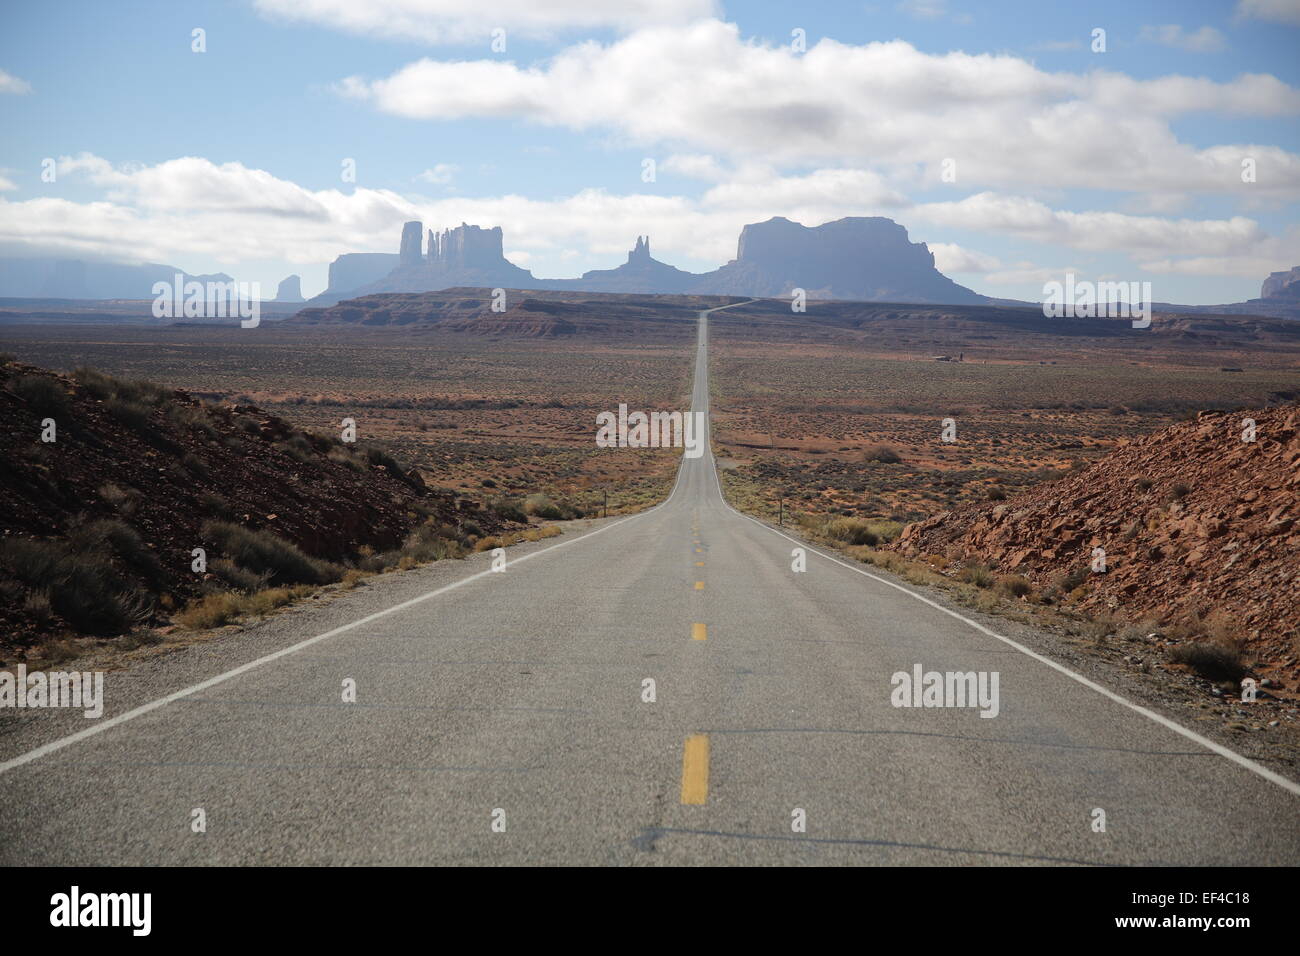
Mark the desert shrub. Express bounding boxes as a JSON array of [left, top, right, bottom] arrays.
[[359, 550, 401, 573], [73, 367, 119, 400], [23, 589, 53, 627], [481, 478, 497, 488], [70, 518, 161, 578], [176, 592, 245, 629], [996, 574, 1032, 598], [862, 443, 902, 463], [245, 585, 313, 616], [277, 437, 316, 465], [198, 492, 234, 519], [11, 374, 70, 416], [166, 402, 218, 437], [117, 378, 171, 406], [210, 558, 270, 593], [73, 367, 170, 405], [365, 446, 407, 476], [328, 447, 366, 472], [1169, 641, 1247, 683], [986, 486, 1007, 501], [489, 498, 528, 523], [957, 562, 995, 589], [1168, 483, 1191, 501], [399, 522, 464, 563], [1057, 565, 1089, 593], [523, 493, 564, 520], [176, 583, 315, 629], [180, 452, 210, 478], [825, 516, 879, 546], [0, 537, 149, 634], [105, 396, 153, 432], [201, 520, 341, 585], [96, 482, 138, 514]]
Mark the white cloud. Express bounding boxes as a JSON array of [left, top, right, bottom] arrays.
[[337, 22, 1300, 196], [416, 163, 459, 184], [1139, 25, 1226, 53], [3, 154, 1288, 287], [253, 0, 717, 44], [0, 68, 31, 94], [913, 192, 1267, 256], [701, 167, 907, 213], [1235, 0, 1300, 26], [983, 264, 1082, 287], [0, 171, 16, 191], [928, 242, 1000, 273], [1139, 227, 1300, 279], [662, 154, 728, 181]]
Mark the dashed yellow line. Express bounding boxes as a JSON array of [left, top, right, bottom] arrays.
[[694, 581, 704, 590], [680, 734, 710, 805], [692, 622, 707, 641], [694, 561, 704, 567]]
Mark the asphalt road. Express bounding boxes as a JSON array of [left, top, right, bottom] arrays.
[[2, 303, 1297, 865]]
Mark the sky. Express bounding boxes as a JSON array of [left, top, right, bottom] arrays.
[[0, 0, 1297, 303]]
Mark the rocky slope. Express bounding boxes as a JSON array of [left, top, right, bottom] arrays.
[[890, 406, 1300, 682], [0, 359, 509, 654]]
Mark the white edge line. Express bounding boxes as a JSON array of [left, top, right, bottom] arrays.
[[699, 326, 1300, 799], [0, 470, 687, 776]]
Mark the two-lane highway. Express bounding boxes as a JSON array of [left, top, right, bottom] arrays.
[[2, 303, 1297, 865]]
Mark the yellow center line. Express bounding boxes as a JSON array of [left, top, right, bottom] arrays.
[[692, 622, 707, 641], [680, 734, 710, 805], [695, 561, 704, 567], [694, 581, 704, 590]]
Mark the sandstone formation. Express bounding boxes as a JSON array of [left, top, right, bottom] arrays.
[[1262, 266, 1300, 299], [891, 406, 1300, 680], [302, 216, 986, 306], [563, 235, 698, 294], [314, 252, 399, 304], [275, 274, 303, 302], [399, 220, 425, 266], [688, 217, 984, 303]]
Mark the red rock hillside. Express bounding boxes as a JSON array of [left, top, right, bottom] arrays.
[[0, 360, 511, 654], [892, 405, 1299, 677]]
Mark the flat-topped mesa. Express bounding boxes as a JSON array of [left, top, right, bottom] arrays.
[[399, 221, 424, 265], [1262, 266, 1300, 299], [429, 223, 507, 270], [694, 215, 984, 303]]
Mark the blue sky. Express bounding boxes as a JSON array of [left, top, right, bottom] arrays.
[[0, 0, 1297, 302]]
